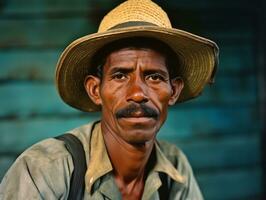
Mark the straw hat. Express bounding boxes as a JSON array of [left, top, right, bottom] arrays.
[[56, 0, 219, 112]]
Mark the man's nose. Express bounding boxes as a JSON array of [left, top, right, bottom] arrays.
[[126, 77, 148, 103]]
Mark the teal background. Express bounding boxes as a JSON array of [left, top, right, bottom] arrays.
[[0, 0, 265, 199]]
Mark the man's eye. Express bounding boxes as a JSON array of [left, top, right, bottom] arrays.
[[112, 73, 127, 80], [147, 74, 165, 81]]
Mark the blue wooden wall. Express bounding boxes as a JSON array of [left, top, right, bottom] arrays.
[[0, 0, 264, 199]]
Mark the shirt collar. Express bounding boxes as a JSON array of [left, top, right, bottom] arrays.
[[85, 122, 186, 194], [85, 122, 113, 193], [153, 141, 186, 184]]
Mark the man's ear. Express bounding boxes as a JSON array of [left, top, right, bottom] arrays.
[[84, 75, 102, 106], [168, 77, 184, 106]]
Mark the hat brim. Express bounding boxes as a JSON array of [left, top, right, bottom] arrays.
[[56, 26, 219, 112]]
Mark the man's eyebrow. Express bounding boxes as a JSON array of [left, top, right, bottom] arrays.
[[108, 66, 134, 74], [144, 69, 169, 77]]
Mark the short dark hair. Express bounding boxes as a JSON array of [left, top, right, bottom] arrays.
[[89, 37, 180, 79]]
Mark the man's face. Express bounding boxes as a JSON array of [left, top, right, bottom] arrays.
[[85, 47, 183, 145]]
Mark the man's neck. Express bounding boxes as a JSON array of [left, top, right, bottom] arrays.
[[101, 122, 155, 199]]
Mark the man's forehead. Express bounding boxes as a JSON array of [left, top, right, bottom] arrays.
[[102, 47, 169, 76], [107, 47, 166, 59], [104, 47, 167, 69]]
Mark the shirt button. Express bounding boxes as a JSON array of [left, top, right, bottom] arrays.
[[89, 177, 94, 184]]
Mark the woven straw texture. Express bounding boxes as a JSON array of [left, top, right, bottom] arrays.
[[98, 0, 172, 32]]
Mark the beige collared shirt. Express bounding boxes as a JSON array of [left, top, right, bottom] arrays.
[[0, 121, 203, 200]]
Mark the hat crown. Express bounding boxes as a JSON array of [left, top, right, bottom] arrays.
[[98, 0, 172, 32]]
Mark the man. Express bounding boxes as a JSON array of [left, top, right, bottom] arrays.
[[0, 0, 218, 199]]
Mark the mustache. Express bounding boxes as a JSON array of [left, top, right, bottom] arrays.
[[115, 103, 159, 119]]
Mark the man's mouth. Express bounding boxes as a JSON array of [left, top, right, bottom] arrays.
[[124, 110, 149, 118], [119, 110, 155, 123], [119, 116, 154, 124]]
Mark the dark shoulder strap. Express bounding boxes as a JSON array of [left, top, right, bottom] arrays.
[[156, 141, 170, 199], [55, 133, 87, 200], [159, 172, 170, 200]]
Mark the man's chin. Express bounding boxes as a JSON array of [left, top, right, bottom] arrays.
[[126, 134, 155, 148], [117, 118, 159, 144]]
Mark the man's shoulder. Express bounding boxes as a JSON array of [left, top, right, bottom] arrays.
[[156, 140, 189, 167], [20, 137, 69, 162], [17, 121, 96, 165], [157, 140, 184, 157]]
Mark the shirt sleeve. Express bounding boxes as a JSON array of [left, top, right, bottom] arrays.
[[0, 138, 73, 200], [178, 151, 204, 200]]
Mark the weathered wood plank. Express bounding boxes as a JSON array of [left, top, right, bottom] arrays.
[[160, 105, 260, 139], [0, 18, 95, 48], [0, 42, 254, 81], [190, 75, 257, 105], [219, 43, 254, 74], [0, 50, 60, 81], [0, 75, 258, 117], [160, 0, 255, 10], [0, 83, 78, 117], [0, 116, 100, 153], [192, 26, 254, 42], [2, 0, 91, 15], [198, 167, 262, 200], [172, 135, 261, 170]]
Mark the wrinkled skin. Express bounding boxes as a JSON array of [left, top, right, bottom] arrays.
[[85, 47, 183, 146]]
